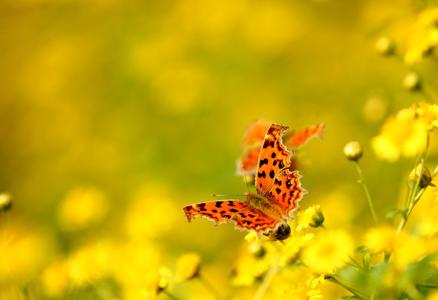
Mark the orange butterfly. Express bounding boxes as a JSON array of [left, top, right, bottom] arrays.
[[183, 123, 306, 240], [237, 120, 324, 176]]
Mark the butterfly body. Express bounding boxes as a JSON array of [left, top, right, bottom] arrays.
[[246, 192, 283, 220], [183, 123, 306, 240]]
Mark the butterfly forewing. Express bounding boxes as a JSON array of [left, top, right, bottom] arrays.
[[286, 123, 325, 149], [242, 119, 271, 146], [255, 124, 291, 195]]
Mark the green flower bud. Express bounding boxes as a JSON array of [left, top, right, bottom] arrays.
[[343, 141, 363, 161], [375, 37, 395, 56], [409, 164, 434, 189], [0, 193, 12, 213], [403, 72, 421, 91]]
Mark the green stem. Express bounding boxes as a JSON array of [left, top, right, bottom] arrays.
[[417, 283, 438, 289], [397, 133, 430, 234], [325, 276, 366, 299], [22, 286, 30, 300], [353, 161, 378, 225], [162, 290, 180, 300], [198, 274, 222, 300], [252, 262, 278, 300], [397, 188, 425, 234]]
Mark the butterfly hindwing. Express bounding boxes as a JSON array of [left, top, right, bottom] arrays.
[[183, 200, 279, 232], [267, 169, 306, 217], [236, 145, 262, 176]]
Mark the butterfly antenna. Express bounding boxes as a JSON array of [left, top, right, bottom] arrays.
[[211, 193, 247, 198]]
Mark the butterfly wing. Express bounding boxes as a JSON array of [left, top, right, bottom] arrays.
[[267, 169, 306, 217], [286, 123, 325, 149], [241, 119, 271, 146], [236, 145, 262, 176], [183, 200, 280, 232], [255, 124, 292, 194], [236, 120, 271, 176]]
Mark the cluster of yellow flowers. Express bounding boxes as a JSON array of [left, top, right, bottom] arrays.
[[372, 103, 438, 162]]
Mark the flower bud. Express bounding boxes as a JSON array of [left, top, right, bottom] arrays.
[[248, 242, 266, 259], [309, 206, 325, 228], [375, 37, 395, 56], [343, 141, 363, 161], [409, 164, 434, 189], [403, 72, 421, 91], [0, 193, 12, 213], [156, 267, 172, 294], [176, 252, 201, 281]]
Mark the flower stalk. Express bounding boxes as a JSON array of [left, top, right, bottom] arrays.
[[198, 274, 222, 300], [353, 161, 378, 225]]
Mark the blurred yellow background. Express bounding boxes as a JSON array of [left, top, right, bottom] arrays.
[[1, 0, 438, 299]]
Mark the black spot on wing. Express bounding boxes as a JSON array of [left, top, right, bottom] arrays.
[[198, 203, 207, 211], [259, 158, 269, 167], [258, 171, 266, 178]]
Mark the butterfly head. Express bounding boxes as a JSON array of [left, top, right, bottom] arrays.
[[267, 222, 290, 241]]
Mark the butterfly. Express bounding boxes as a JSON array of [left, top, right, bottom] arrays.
[[237, 120, 324, 176], [183, 123, 306, 240]]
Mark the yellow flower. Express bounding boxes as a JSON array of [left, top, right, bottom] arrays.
[[232, 242, 277, 286], [405, 7, 438, 65], [57, 186, 108, 232], [372, 105, 430, 162], [0, 222, 53, 285], [122, 266, 173, 300], [66, 240, 114, 286], [392, 234, 427, 271], [279, 233, 314, 267], [269, 267, 323, 300], [176, 252, 201, 281], [112, 240, 162, 300], [301, 230, 354, 274], [363, 225, 397, 253], [41, 260, 69, 298], [416, 103, 438, 130]]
